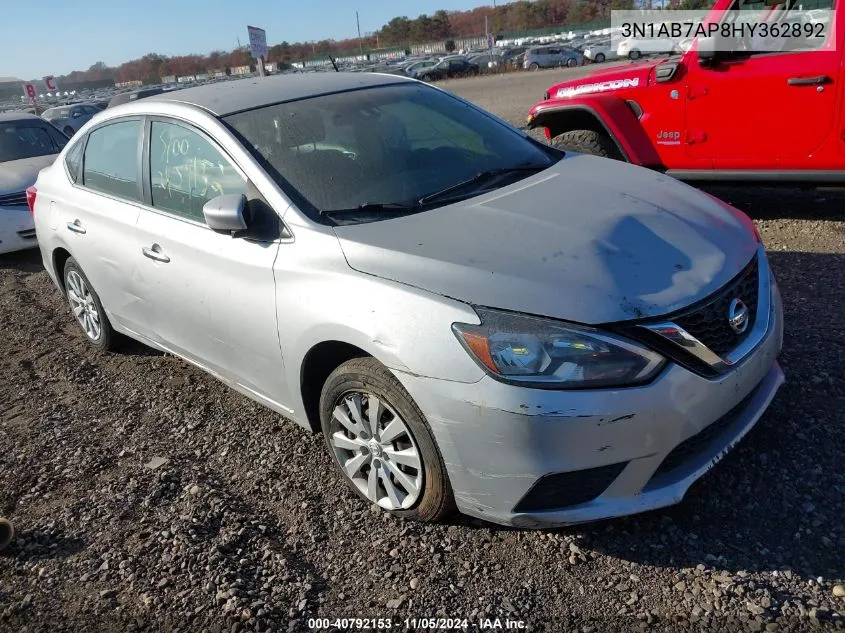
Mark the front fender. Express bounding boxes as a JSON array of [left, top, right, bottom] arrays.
[[528, 94, 662, 168]]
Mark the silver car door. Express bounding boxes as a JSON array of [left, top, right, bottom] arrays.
[[135, 118, 288, 406]]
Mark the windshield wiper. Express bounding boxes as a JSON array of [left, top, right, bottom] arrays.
[[322, 201, 421, 217], [417, 164, 549, 206]]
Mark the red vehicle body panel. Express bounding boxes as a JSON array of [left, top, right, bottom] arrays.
[[527, 0, 845, 179]]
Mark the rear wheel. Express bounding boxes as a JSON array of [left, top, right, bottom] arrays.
[[528, 62, 540, 71], [319, 357, 454, 522], [628, 49, 642, 60], [566, 58, 578, 68], [551, 129, 623, 161], [595, 53, 606, 63], [63, 258, 117, 350]]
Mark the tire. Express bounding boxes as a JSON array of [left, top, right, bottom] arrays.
[[595, 53, 606, 63], [63, 126, 74, 137], [628, 49, 642, 60], [566, 58, 578, 68], [528, 62, 540, 71], [62, 257, 118, 350], [551, 129, 623, 161], [319, 357, 454, 523]]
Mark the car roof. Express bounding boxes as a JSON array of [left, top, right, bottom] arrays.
[[0, 112, 43, 122], [145, 72, 413, 117]]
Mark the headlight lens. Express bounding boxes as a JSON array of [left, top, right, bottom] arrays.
[[453, 308, 665, 389]]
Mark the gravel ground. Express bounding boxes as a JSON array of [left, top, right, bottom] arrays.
[[1, 67, 843, 632]]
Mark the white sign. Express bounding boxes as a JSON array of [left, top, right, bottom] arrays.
[[247, 25, 268, 61], [43, 75, 58, 92]]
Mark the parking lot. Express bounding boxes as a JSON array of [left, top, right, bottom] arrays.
[[0, 67, 843, 632]]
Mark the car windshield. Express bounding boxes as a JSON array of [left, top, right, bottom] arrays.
[[225, 83, 556, 223], [0, 122, 61, 162], [43, 107, 70, 120]]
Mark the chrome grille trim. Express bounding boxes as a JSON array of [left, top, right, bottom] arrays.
[[637, 245, 771, 374]]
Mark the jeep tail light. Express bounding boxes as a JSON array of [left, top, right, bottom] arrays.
[[25, 186, 37, 216]]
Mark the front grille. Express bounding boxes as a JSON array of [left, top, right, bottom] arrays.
[[513, 462, 628, 513], [17, 229, 36, 240], [0, 191, 27, 207], [673, 255, 759, 357], [653, 388, 757, 478]]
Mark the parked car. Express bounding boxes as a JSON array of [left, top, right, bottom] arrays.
[[583, 39, 614, 63], [469, 53, 500, 72], [527, 0, 843, 184], [616, 36, 676, 60], [0, 112, 67, 254], [107, 87, 166, 109], [403, 59, 438, 76], [41, 103, 101, 137], [524, 46, 584, 70], [500, 46, 528, 68], [415, 58, 479, 81], [32, 73, 783, 528]]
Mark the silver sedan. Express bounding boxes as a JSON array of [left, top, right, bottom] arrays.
[[31, 73, 784, 527]]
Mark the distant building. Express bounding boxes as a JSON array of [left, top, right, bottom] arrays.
[[229, 65, 252, 76], [115, 80, 143, 89], [161, 75, 176, 84]]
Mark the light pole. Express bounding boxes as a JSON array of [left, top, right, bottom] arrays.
[[356, 11, 364, 56]]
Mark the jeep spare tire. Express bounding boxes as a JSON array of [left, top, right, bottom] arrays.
[[551, 130, 623, 161]]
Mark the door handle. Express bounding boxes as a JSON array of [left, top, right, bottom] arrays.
[[66, 220, 86, 234], [142, 244, 170, 263], [787, 75, 832, 86]]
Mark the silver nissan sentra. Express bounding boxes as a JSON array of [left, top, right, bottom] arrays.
[[31, 73, 784, 528]]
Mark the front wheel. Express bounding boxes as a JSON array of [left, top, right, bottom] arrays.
[[594, 53, 606, 63], [566, 58, 578, 68], [628, 49, 642, 60], [528, 62, 540, 71], [551, 129, 623, 161], [320, 357, 454, 522]]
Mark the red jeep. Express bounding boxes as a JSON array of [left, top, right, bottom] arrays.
[[527, 0, 841, 183]]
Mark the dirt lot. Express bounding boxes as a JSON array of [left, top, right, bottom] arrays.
[[1, 67, 843, 633]]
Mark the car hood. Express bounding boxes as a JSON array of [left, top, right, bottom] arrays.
[[0, 154, 57, 195], [334, 155, 758, 325]]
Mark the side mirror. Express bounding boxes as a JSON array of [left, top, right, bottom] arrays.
[[203, 194, 249, 235], [72, 111, 82, 118], [697, 36, 720, 65]]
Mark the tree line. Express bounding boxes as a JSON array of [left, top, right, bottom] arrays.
[[50, 0, 715, 87]]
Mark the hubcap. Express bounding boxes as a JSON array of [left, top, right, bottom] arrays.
[[66, 270, 101, 341], [329, 391, 423, 511]]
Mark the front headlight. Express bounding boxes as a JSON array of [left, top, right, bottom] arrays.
[[453, 308, 665, 389]]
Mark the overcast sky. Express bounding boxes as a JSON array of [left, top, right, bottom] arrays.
[[1, 0, 489, 80]]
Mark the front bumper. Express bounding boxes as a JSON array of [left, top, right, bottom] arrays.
[[394, 277, 784, 528], [0, 206, 37, 255]]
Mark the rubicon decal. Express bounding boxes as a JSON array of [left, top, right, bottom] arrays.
[[556, 77, 639, 98]]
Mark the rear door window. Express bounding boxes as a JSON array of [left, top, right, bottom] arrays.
[[82, 120, 141, 201]]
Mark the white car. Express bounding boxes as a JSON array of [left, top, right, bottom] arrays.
[[616, 36, 676, 60], [0, 112, 67, 254], [583, 40, 614, 63]]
